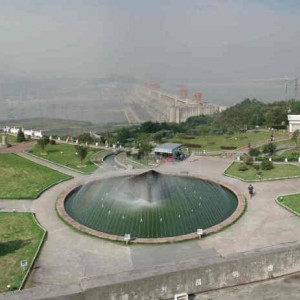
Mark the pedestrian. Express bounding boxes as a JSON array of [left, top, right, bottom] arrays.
[[248, 184, 254, 198]]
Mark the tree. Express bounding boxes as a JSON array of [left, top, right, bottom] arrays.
[[116, 127, 132, 144], [140, 142, 152, 154], [262, 143, 276, 155], [260, 159, 274, 170], [249, 148, 260, 157], [139, 121, 161, 133], [16, 128, 26, 143], [37, 137, 49, 154], [78, 133, 94, 144], [75, 145, 88, 165], [291, 130, 299, 147]]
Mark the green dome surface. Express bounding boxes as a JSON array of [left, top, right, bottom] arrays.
[[65, 171, 238, 238]]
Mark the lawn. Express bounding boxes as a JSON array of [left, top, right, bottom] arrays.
[[0, 153, 71, 199], [168, 130, 288, 152], [277, 194, 300, 215], [0, 212, 45, 292], [0, 133, 17, 144], [225, 162, 300, 181], [30, 143, 100, 173], [92, 149, 113, 164], [280, 148, 300, 156]]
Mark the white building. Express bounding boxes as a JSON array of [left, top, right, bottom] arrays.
[[288, 115, 300, 133], [8, 127, 19, 134], [4, 126, 43, 138], [24, 129, 43, 138]]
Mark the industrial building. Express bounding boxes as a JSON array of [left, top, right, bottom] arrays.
[[154, 142, 184, 161]]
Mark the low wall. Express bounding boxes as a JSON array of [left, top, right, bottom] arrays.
[[2, 240, 300, 300], [56, 170, 245, 243]]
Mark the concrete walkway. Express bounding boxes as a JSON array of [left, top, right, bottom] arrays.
[[159, 156, 300, 255], [1, 153, 300, 296]]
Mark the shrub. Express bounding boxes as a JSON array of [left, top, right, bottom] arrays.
[[244, 156, 253, 166], [37, 137, 49, 153], [220, 146, 237, 150], [272, 154, 299, 162], [272, 156, 285, 162], [238, 163, 249, 171], [183, 143, 202, 148], [262, 143, 276, 155], [75, 145, 88, 165], [16, 128, 26, 142], [255, 155, 264, 161], [249, 148, 260, 157], [260, 159, 274, 170], [253, 164, 260, 171]]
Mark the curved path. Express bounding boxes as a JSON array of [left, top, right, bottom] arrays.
[[0, 152, 300, 297]]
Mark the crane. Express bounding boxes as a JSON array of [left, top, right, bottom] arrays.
[[193, 92, 202, 103], [180, 87, 188, 99]]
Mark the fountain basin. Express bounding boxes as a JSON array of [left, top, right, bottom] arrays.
[[57, 170, 245, 243]]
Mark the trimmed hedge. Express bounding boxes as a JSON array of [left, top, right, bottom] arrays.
[[183, 143, 202, 148], [220, 146, 237, 150]]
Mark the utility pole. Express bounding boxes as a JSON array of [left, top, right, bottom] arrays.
[[285, 78, 288, 102]]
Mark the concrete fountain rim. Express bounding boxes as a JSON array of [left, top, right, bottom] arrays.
[[56, 169, 246, 244]]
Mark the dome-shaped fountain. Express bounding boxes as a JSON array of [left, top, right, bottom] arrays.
[[57, 170, 245, 243]]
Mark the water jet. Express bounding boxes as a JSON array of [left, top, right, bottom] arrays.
[[57, 170, 245, 243]]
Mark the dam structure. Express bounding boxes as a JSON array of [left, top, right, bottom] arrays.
[[132, 84, 226, 123]]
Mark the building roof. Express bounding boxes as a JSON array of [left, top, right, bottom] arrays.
[[154, 143, 183, 154], [288, 115, 300, 121]]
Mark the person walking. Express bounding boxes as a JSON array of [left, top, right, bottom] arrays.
[[248, 184, 254, 198]]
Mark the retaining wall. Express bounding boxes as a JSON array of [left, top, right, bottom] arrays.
[[2, 240, 300, 300]]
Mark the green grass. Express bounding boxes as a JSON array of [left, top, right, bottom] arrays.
[[277, 194, 300, 215], [168, 130, 288, 152], [0, 134, 17, 144], [93, 149, 113, 164], [0, 153, 71, 199], [30, 143, 100, 173], [281, 148, 300, 156], [273, 139, 299, 148], [0, 212, 45, 292], [225, 162, 300, 181]]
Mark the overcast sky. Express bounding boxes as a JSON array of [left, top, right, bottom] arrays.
[[1, 0, 300, 102]]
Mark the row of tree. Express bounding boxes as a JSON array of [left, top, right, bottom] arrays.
[[111, 99, 300, 145], [213, 98, 300, 130]]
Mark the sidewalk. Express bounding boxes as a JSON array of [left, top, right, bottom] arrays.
[[0, 154, 299, 290]]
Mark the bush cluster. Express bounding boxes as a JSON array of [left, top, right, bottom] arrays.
[[183, 143, 202, 148], [238, 163, 249, 171], [240, 155, 275, 172], [262, 143, 276, 155], [255, 153, 300, 162], [260, 159, 274, 170], [244, 156, 253, 166], [220, 146, 237, 150], [249, 148, 260, 157]]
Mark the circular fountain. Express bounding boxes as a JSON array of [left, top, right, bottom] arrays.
[[57, 170, 245, 243]]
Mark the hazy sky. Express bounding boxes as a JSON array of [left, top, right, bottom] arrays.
[[1, 0, 300, 102]]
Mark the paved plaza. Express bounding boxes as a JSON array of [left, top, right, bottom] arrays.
[[1, 150, 300, 299]]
